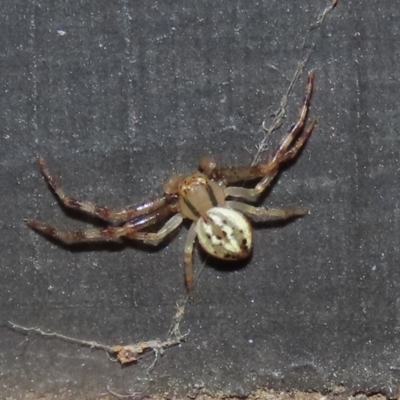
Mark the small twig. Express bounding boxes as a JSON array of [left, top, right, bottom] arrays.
[[8, 319, 186, 399], [8, 320, 113, 352], [7, 320, 186, 365]]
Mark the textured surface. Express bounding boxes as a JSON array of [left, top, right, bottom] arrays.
[[2, 0, 400, 399]]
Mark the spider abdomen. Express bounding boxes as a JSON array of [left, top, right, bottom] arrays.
[[196, 207, 253, 260]]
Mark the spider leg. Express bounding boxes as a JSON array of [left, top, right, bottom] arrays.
[[203, 71, 315, 190], [269, 71, 315, 163], [224, 117, 316, 201], [26, 212, 173, 244], [183, 222, 198, 292], [275, 118, 316, 164], [126, 213, 183, 245], [26, 221, 125, 243], [26, 206, 182, 244], [226, 201, 308, 222], [36, 157, 176, 223]]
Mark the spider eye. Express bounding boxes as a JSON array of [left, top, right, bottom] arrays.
[[196, 207, 253, 260]]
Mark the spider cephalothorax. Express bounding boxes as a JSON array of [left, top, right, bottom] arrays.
[[27, 71, 316, 291]]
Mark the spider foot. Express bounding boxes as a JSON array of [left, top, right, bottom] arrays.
[[26, 219, 122, 244], [27, 219, 85, 244]]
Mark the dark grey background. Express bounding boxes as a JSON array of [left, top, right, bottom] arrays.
[[1, 0, 400, 399]]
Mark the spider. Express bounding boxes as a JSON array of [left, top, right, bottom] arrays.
[[27, 71, 316, 292]]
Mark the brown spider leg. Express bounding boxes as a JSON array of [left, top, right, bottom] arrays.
[[203, 71, 315, 186], [226, 201, 308, 222], [26, 211, 166, 244], [224, 117, 316, 202], [274, 118, 317, 164], [269, 71, 315, 162], [36, 157, 176, 223], [26, 212, 173, 244], [183, 222, 198, 292], [126, 213, 183, 245]]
